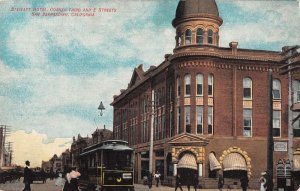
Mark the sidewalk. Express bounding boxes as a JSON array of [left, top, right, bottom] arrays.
[[134, 184, 258, 191]]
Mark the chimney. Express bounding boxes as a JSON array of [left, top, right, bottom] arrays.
[[229, 41, 238, 55]]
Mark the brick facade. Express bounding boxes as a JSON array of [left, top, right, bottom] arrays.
[[111, 0, 300, 189]]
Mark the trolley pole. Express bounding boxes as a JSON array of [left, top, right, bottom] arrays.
[[149, 90, 155, 178]]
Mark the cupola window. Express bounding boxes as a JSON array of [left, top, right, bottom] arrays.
[[196, 28, 204, 44], [185, 29, 192, 45], [208, 29, 213, 44]]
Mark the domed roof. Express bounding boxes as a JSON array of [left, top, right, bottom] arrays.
[[173, 0, 221, 27]]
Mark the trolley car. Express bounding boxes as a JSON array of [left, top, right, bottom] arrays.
[[79, 140, 134, 191]]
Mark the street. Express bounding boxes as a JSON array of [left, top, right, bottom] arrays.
[[0, 179, 257, 191]]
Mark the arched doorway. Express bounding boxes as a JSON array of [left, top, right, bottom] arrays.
[[222, 152, 247, 178], [177, 152, 197, 185], [219, 147, 252, 179]]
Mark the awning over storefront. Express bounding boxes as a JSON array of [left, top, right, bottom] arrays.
[[223, 153, 247, 171], [293, 149, 300, 171], [209, 152, 221, 171], [177, 153, 197, 170]]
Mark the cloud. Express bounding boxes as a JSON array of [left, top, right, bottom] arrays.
[[6, 130, 71, 167], [0, 65, 132, 137], [219, 1, 300, 49]]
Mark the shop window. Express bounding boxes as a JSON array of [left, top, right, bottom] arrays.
[[155, 149, 164, 157], [141, 160, 149, 179], [273, 110, 281, 137], [185, 106, 191, 133], [167, 153, 173, 176], [243, 109, 252, 137], [243, 77, 252, 99], [185, 74, 191, 96], [141, 151, 149, 158], [196, 28, 204, 44], [208, 29, 213, 44], [197, 106, 203, 134], [196, 74, 203, 96], [272, 79, 281, 99], [208, 74, 214, 96], [185, 29, 192, 45], [208, 106, 213, 134]]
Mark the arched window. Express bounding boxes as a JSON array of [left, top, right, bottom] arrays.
[[208, 74, 214, 96], [196, 74, 203, 95], [185, 29, 192, 45], [243, 77, 252, 99], [196, 28, 204, 44], [185, 74, 191, 96], [177, 32, 182, 46], [208, 29, 213, 44], [273, 79, 281, 99]]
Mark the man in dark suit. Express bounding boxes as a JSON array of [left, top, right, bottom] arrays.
[[23, 160, 33, 191]]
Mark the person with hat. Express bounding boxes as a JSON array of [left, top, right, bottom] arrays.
[[23, 160, 33, 191], [260, 171, 267, 191]]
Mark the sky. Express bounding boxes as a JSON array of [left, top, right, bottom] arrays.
[[0, 0, 299, 167]]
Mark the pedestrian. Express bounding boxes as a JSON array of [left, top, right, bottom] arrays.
[[23, 160, 33, 191], [154, 171, 161, 187], [147, 171, 153, 188], [259, 172, 267, 191], [175, 174, 183, 191], [55, 172, 65, 187], [218, 174, 224, 191], [193, 174, 199, 191], [63, 168, 81, 191], [240, 176, 249, 191]]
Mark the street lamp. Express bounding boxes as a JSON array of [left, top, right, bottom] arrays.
[[98, 101, 105, 116]]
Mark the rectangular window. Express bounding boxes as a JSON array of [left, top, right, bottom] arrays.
[[197, 74, 203, 96], [185, 75, 191, 96], [208, 106, 213, 134], [196, 106, 203, 134], [185, 106, 191, 133], [162, 115, 165, 139], [297, 82, 300, 102], [208, 75, 213, 96], [177, 78, 181, 97], [177, 107, 181, 134], [273, 110, 281, 137], [243, 109, 252, 137], [170, 110, 174, 137]]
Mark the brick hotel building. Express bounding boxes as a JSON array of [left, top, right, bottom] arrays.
[[111, 0, 300, 188]]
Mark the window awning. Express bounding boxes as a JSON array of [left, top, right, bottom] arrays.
[[223, 153, 247, 171], [209, 152, 221, 171], [177, 153, 197, 170]]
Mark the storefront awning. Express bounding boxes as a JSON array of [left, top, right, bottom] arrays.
[[223, 153, 247, 171], [177, 153, 197, 170], [209, 152, 221, 171], [293, 153, 300, 171]]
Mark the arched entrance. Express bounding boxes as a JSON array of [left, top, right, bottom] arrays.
[[219, 147, 251, 179], [177, 152, 198, 185]]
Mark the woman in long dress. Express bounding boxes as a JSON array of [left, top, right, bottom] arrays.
[[260, 172, 267, 191]]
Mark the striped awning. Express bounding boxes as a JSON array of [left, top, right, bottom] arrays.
[[223, 153, 247, 171], [293, 150, 300, 171], [177, 153, 197, 170], [209, 152, 221, 171]]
